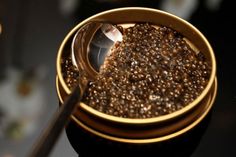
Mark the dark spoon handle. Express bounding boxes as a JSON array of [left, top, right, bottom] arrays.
[[28, 85, 81, 157]]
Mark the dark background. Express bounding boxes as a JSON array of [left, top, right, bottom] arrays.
[[0, 0, 236, 156]]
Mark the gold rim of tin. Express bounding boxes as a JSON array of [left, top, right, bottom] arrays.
[[68, 78, 217, 144], [56, 7, 216, 124]]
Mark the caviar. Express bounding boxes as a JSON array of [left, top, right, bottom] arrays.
[[63, 23, 211, 118], [61, 56, 80, 89]]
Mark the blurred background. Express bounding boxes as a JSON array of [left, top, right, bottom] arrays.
[[0, 0, 235, 156]]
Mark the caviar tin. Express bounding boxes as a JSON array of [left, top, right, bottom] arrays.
[[56, 7, 217, 144]]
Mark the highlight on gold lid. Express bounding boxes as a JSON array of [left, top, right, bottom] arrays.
[[0, 23, 2, 34]]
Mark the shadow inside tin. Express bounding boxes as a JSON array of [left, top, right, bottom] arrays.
[[65, 111, 212, 157]]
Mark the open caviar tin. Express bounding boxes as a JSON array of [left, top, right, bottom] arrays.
[[56, 7, 217, 144]]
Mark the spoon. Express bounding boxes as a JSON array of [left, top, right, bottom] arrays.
[[28, 22, 122, 157], [71, 22, 122, 91]]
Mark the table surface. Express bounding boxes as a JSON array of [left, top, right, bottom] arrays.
[[0, 1, 235, 157]]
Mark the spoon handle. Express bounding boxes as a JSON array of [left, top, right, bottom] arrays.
[[28, 85, 81, 157]]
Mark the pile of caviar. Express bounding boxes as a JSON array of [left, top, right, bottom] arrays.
[[64, 23, 211, 118]]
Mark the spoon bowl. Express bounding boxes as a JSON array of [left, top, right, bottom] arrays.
[[71, 22, 122, 83]]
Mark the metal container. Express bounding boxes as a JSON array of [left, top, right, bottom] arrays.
[[56, 7, 217, 144]]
